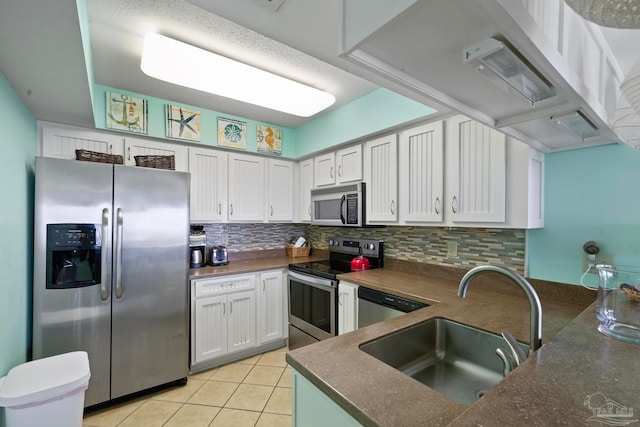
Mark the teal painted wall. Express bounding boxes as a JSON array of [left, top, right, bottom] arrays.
[[0, 72, 36, 376], [93, 84, 298, 158], [528, 143, 640, 287], [294, 87, 437, 158]]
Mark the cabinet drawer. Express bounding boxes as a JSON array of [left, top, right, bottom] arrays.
[[194, 274, 256, 298]]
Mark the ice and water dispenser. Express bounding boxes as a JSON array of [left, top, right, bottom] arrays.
[[46, 224, 101, 289]]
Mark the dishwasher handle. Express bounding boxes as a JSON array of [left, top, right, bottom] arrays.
[[357, 287, 428, 313]]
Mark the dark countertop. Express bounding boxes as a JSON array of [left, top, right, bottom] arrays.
[[285, 264, 639, 426], [188, 249, 328, 279]]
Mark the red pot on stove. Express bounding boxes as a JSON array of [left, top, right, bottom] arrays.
[[351, 253, 371, 271]]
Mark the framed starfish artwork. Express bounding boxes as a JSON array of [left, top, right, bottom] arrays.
[[106, 92, 148, 134], [165, 105, 201, 142], [218, 117, 247, 150], [257, 125, 282, 155]]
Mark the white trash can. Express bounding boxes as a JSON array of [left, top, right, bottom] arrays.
[[0, 351, 90, 427]]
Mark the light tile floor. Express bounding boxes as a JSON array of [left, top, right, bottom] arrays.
[[83, 347, 292, 427]]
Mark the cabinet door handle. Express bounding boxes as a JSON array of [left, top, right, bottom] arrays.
[[230, 204, 233, 215], [229, 301, 233, 314], [222, 302, 226, 315], [338, 165, 342, 177], [435, 197, 440, 215], [263, 280, 266, 291], [452, 196, 458, 214], [127, 146, 131, 161], [338, 292, 343, 306], [109, 144, 113, 154], [330, 167, 334, 179], [270, 205, 274, 216], [390, 200, 395, 215], [218, 203, 222, 215]]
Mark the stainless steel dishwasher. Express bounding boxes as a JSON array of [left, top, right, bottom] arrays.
[[357, 287, 428, 328]]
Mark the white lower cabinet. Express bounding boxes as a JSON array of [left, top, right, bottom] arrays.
[[257, 270, 286, 344], [191, 274, 256, 366], [191, 270, 288, 372], [338, 281, 358, 335]]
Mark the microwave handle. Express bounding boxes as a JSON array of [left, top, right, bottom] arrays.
[[340, 194, 346, 224]]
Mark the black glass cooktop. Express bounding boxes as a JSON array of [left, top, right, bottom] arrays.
[[288, 260, 346, 280]]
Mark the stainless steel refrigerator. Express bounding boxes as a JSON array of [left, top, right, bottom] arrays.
[[32, 157, 190, 407]]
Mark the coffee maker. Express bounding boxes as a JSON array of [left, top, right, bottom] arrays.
[[189, 226, 207, 268]]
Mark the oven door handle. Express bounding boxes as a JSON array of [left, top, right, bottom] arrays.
[[288, 271, 336, 288]]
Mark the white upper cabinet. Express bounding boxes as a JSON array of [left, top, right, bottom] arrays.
[[398, 122, 444, 224], [313, 144, 363, 188], [40, 122, 123, 159], [188, 147, 228, 222], [124, 137, 189, 172], [364, 134, 398, 223], [335, 144, 363, 184], [267, 159, 294, 222], [446, 116, 506, 223], [228, 153, 266, 222], [504, 137, 545, 229], [297, 159, 314, 222], [314, 152, 336, 187]]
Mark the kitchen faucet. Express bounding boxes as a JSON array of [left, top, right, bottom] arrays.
[[457, 265, 543, 374]]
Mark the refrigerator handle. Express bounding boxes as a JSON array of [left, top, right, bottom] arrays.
[[115, 207, 124, 299], [100, 208, 110, 301]]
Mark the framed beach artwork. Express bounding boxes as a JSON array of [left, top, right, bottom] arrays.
[[218, 117, 247, 150], [106, 92, 148, 134], [165, 105, 201, 142], [257, 125, 282, 156]]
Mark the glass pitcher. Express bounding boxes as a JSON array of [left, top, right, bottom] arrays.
[[596, 265, 640, 344]]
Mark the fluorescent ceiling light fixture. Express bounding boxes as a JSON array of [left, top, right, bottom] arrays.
[[141, 33, 335, 117], [464, 38, 555, 106], [552, 111, 600, 139]]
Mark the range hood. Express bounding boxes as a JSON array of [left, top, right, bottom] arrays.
[[341, 0, 625, 152]]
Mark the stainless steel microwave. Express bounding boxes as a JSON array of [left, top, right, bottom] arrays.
[[310, 182, 365, 227]]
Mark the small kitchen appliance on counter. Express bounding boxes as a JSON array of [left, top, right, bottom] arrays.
[[209, 246, 229, 266], [189, 227, 207, 268], [287, 237, 383, 349]]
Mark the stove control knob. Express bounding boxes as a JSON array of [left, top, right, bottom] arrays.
[[329, 240, 337, 246], [364, 243, 375, 250]]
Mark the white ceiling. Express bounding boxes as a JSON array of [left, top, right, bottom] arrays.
[[1, 0, 639, 139]]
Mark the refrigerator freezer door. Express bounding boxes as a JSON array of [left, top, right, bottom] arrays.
[[32, 157, 113, 406], [110, 165, 189, 399]]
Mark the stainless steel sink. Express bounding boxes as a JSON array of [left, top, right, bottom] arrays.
[[359, 317, 529, 405]]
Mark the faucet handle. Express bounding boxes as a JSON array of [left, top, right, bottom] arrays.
[[495, 347, 516, 377], [501, 331, 528, 366]]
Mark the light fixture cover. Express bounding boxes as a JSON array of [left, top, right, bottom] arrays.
[[464, 38, 555, 106], [140, 33, 335, 117], [552, 111, 600, 139], [565, 0, 640, 29]]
